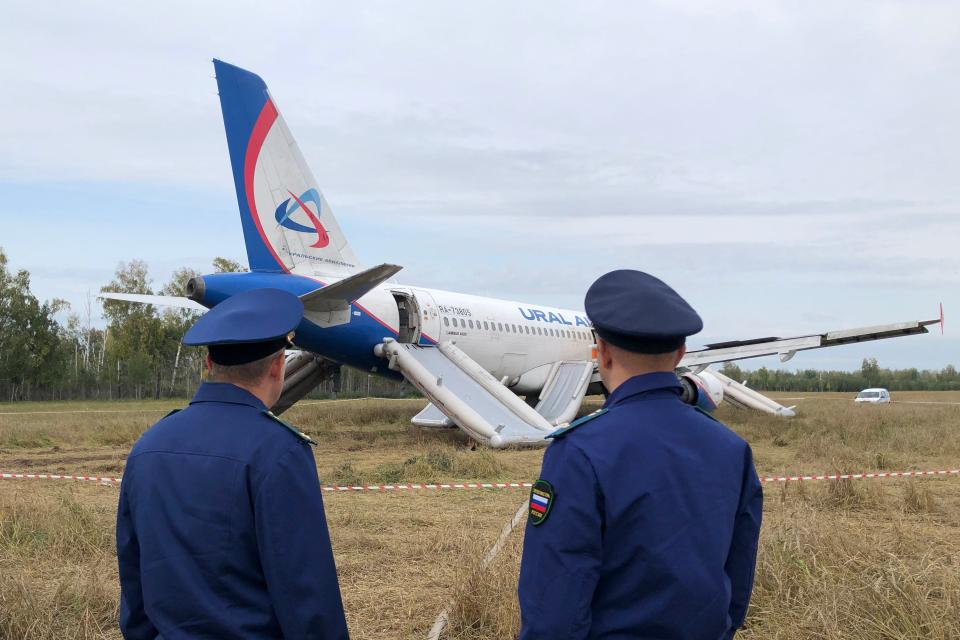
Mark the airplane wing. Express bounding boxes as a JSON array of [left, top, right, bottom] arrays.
[[681, 311, 943, 369], [98, 292, 207, 311]]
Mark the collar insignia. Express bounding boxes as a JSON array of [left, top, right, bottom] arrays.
[[262, 410, 317, 445], [545, 408, 608, 440]]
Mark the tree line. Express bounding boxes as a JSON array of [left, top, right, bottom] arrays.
[[719, 358, 960, 392], [0, 249, 410, 402], [1, 247, 955, 401]]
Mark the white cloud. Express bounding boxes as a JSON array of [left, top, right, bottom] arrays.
[[1, 0, 957, 369]]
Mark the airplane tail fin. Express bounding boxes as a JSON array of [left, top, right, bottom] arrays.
[[213, 59, 360, 276]]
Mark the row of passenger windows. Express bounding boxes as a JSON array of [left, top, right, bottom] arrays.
[[442, 316, 592, 341]]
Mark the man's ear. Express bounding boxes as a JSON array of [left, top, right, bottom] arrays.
[[269, 351, 286, 379], [673, 344, 687, 368], [205, 353, 214, 371], [597, 337, 615, 370]]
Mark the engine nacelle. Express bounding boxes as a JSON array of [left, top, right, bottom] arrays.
[[679, 371, 724, 412]]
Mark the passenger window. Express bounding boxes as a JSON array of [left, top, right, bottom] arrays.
[[469, 320, 474, 329], [483, 321, 489, 330], [498, 323, 503, 332], [443, 317, 449, 327], [461, 319, 467, 328], [537, 327, 543, 336]]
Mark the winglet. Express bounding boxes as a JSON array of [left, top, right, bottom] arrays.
[[940, 302, 945, 335]]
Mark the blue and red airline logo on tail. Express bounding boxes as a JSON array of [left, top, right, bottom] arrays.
[[275, 189, 330, 248]]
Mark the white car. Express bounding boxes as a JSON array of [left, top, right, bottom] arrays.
[[855, 388, 891, 404]]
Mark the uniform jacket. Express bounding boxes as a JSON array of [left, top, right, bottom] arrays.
[[116, 382, 348, 639], [518, 372, 763, 640]]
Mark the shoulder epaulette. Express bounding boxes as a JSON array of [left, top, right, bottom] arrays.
[[545, 408, 609, 440], [162, 408, 182, 419], [694, 406, 721, 424], [262, 410, 317, 446]]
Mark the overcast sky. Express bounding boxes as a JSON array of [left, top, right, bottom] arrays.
[[1, 1, 956, 370]]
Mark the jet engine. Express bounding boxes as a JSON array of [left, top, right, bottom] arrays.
[[678, 370, 724, 412], [271, 350, 341, 415]]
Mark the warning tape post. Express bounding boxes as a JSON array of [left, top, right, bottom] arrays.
[[2, 469, 959, 490]]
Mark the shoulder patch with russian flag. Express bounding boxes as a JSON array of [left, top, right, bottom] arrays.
[[528, 479, 555, 526]]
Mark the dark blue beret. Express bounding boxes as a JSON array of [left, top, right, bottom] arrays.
[[585, 270, 702, 354], [184, 288, 303, 364]]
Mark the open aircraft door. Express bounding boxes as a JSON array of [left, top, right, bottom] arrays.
[[412, 289, 442, 343]]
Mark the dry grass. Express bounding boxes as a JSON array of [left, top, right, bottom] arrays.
[[0, 392, 958, 639], [0, 485, 120, 639]]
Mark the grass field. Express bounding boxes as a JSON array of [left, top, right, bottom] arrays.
[[0, 392, 959, 639]]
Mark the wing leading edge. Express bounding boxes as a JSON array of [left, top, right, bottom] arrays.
[[681, 312, 943, 369], [98, 293, 207, 311]]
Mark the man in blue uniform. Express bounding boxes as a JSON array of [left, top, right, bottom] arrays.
[[116, 288, 349, 639], [518, 270, 763, 640]]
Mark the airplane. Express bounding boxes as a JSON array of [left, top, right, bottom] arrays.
[[100, 60, 944, 448]]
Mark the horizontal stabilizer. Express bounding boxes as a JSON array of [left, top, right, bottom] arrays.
[[98, 293, 206, 311], [300, 263, 402, 312]]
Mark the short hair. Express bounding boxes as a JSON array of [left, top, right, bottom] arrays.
[[601, 337, 684, 369], [208, 348, 284, 385]]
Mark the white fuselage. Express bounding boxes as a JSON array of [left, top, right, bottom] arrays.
[[351, 281, 596, 394]]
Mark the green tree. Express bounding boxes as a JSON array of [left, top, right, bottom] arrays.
[[720, 362, 745, 382], [101, 261, 168, 399], [160, 267, 204, 395], [212, 257, 247, 273], [0, 248, 69, 399], [861, 358, 880, 387]]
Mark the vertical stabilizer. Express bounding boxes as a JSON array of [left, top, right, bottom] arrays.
[[213, 59, 360, 276]]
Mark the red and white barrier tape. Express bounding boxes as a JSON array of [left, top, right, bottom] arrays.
[[1, 472, 121, 484], [760, 469, 960, 483], [321, 482, 534, 492], [2, 469, 960, 490]]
